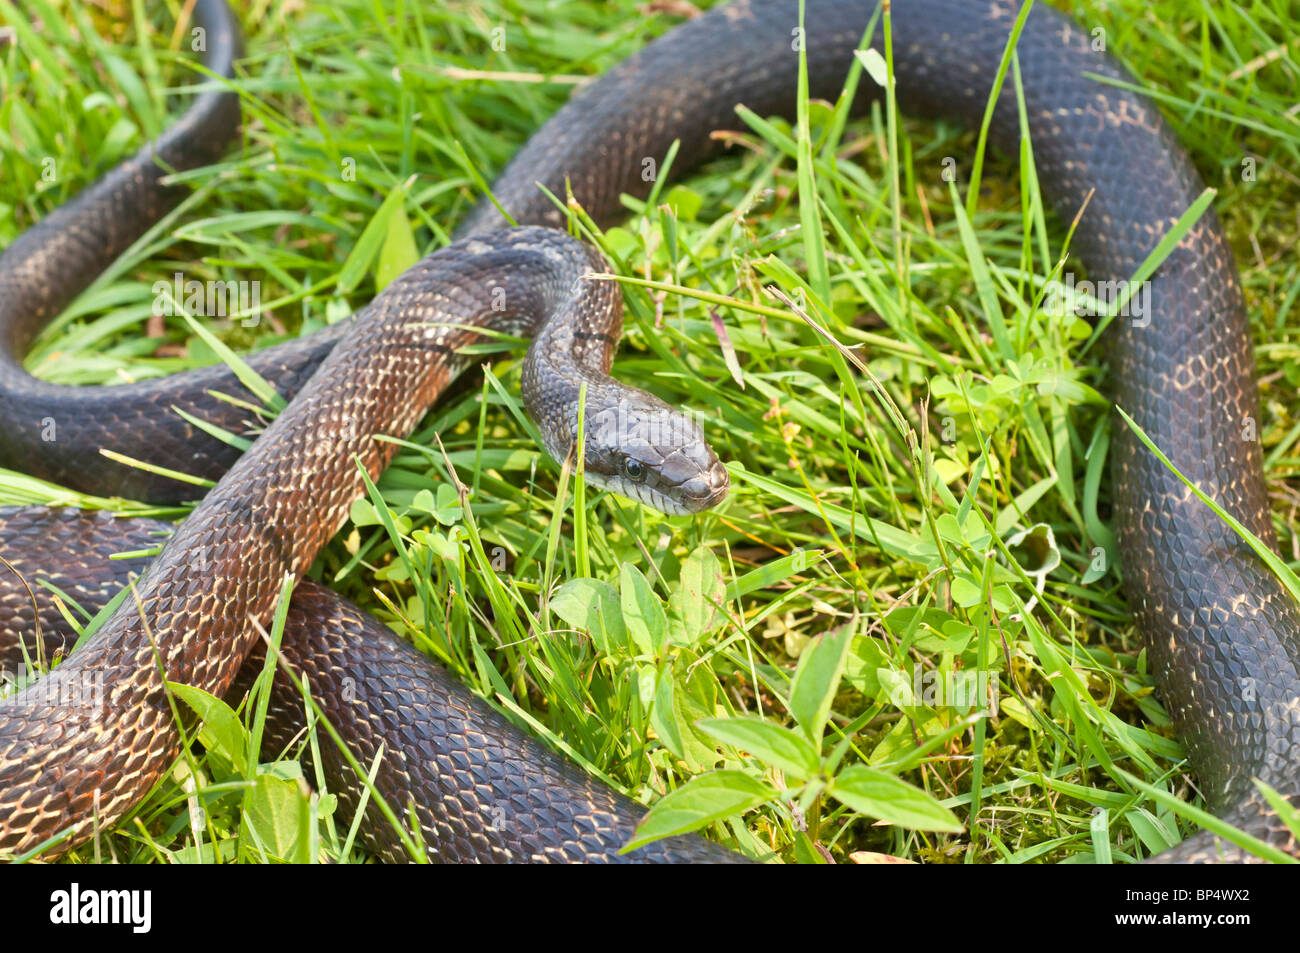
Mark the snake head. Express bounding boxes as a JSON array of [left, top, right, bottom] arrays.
[[582, 396, 729, 516]]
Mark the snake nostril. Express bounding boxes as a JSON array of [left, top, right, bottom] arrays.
[[709, 460, 729, 495], [678, 460, 729, 511]]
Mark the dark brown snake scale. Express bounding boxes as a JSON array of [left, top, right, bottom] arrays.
[[0, 0, 1297, 863]]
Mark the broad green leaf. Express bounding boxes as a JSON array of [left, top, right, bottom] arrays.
[[375, 201, 419, 290], [625, 771, 774, 851], [669, 546, 726, 647], [167, 682, 247, 769], [661, 184, 702, 221], [433, 483, 463, 525], [551, 578, 627, 656], [877, 668, 914, 709], [830, 765, 963, 833], [621, 563, 668, 656], [843, 634, 888, 698], [653, 670, 716, 770], [652, 669, 686, 760], [950, 575, 983, 607], [241, 773, 312, 862], [350, 497, 380, 527], [788, 623, 853, 741], [699, 716, 820, 781]]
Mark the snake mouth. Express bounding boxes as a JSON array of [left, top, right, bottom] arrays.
[[587, 458, 729, 516], [676, 459, 730, 513]]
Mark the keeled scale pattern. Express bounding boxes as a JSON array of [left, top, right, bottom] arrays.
[[0, 227, 644, 855], [0, 508, 740, 861]]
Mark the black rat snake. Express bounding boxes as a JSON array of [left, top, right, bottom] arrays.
[[0, 0, 1297, 863]]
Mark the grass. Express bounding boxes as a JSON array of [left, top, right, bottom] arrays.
[[0, 0, 1297, 863]]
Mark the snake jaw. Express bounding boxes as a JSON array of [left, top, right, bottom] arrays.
[[580, 448, 728, 515], [581, 465, 725, 516], [578, 401, 728, 515], [674, 457, 730, 512]]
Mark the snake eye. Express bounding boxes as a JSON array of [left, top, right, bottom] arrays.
[[621, 458, 646, 483]]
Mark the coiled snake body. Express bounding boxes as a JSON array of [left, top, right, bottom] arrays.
[[0, 0, 1297, 863]]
